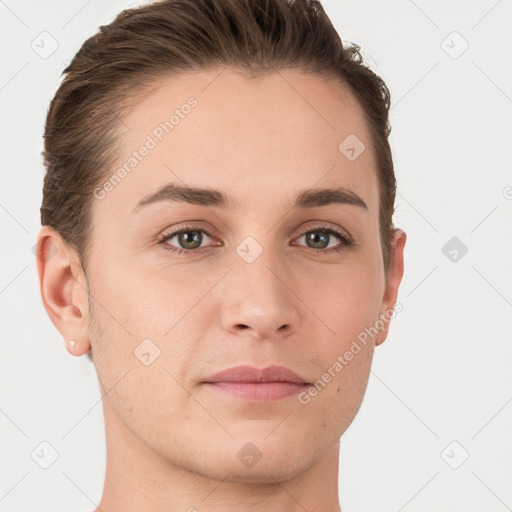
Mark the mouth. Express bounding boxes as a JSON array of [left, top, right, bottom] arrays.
[[202, 365, 311, 402]]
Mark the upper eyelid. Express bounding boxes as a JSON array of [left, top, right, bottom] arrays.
[[159, 222, 350, 245]]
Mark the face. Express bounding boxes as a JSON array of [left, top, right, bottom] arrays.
[[70, 69, 404, 482]]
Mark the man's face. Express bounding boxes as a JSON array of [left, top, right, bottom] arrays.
[[85, 68, 402, 481]]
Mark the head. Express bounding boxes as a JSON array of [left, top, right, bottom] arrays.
[[37, 0, 405, 484]]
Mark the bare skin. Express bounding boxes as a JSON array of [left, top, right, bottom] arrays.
[[37, 68, 406, 512]]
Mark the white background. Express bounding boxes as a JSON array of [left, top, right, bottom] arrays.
[[0, 0, 511, 510]]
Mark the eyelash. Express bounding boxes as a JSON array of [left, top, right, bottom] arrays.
[[157, 223, 354, 256]]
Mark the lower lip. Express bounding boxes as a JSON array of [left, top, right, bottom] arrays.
[[204, 381, 309, 402]]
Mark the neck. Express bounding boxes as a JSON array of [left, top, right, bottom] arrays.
[[95, 400, 343, 512]]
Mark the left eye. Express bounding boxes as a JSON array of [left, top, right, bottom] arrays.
[[294, 228, 348, 250]]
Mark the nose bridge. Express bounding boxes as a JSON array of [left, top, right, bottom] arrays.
[[219, 233, 300, 339]]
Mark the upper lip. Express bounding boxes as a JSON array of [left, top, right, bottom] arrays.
[[203, 365, 309, 385]]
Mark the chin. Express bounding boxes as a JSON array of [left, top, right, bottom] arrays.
[[212, 459, 307, 485]]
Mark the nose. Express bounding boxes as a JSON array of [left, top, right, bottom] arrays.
[[219, 254, 301, 341]]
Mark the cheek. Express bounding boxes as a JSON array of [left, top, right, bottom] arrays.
[[299, 338, 375, 442], [87, 289, 198, 440], [90, 257, 196, 339], [312, 261, 384, 339], [298, 266, 381, 424]]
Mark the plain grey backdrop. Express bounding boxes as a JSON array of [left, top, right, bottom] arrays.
[[1, 0, 511, 510]]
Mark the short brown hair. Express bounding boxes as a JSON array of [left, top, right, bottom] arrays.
[[41, 0, 396, 274]]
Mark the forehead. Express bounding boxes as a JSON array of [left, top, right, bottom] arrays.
[[98, 68, 379, 216]]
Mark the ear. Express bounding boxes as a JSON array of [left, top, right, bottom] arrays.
[[375, 228, 406, 346], [35, 226, 91, 356]]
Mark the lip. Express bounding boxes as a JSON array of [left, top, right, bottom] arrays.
[[203, 365, 309, 385], [202, 365, 310, 402]]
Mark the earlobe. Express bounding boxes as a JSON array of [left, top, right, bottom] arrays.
[[66, 339, 76, 354], [375, 228, 407, 346], [35, 227, 91, 356]]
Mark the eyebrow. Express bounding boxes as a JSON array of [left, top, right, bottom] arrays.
[[132, 183, 368, 213]]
